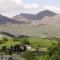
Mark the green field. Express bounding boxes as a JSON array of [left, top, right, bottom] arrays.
[[28, 37, 58, 48], [0, 36, 58, 49], [0, 40, 21, 48]]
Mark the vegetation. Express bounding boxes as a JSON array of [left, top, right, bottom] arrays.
[[28, 37, 57, 48], [48, 40, 60, 60], [0, 35, 60, 60]]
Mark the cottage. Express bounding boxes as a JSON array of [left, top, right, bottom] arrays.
[[24, 45, 31, 50]]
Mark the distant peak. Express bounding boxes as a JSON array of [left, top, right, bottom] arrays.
[[44, 10, 53, 13], [42, 10, 52, 12], [20, 13, 34, 16], [13, 10, 58, 20], [0, 15, 2, 16], [37, 10, 57, 15]]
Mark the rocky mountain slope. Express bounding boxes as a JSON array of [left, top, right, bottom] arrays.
[[0, 10, 60, 38]]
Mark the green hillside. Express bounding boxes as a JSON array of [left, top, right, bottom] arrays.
[[0, 35, 58, 49]]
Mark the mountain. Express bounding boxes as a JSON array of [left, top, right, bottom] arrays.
[[13, 15, 29, 23], [0, 15, 28, 25], [12, 10, 60, 38], [13, 10, 57, 20], [34, 10, 57, 20], [20, 13, 35, 20], [0, 10, 60, 38]]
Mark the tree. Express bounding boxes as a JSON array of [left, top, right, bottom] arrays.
[[51, 54, 60, 60], [7, 49, 12, 55], [14, 44, 20, 52], [48, 40, 60, 60], [1, 46, 7, 52], [16, 35, 30, 45]]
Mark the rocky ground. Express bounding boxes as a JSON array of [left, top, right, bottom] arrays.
[[0, 54, 25, 60]]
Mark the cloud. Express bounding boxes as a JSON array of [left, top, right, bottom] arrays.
[[0, 0, 18, 17], [14, 0, 39, 9], [24, 3, 38, 10], [0, 0, 40, 17], [45, 5, 60, 14], [0, 0, 60, 17], [15, 0, 23, 5], [1, 0, 59, 17]]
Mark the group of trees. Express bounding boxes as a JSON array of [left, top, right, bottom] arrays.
[[48, 40, 60, 60], [0, 35, 30, 55], [1, 44, 27, 55], [14, 35, 30, 45]]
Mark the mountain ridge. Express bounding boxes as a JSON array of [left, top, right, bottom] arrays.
[[0, 10, 59, 38], [13, 10, 57, 20]]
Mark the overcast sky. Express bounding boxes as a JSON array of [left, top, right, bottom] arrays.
[[0, 0, 60, 17]]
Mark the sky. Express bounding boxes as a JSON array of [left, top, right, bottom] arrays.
[[0, 0, 60, 17]]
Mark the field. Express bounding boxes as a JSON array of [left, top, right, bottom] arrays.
[[0, 40, 21, 48], [28, 37, 57, 48], [0, 35, 58, 49]]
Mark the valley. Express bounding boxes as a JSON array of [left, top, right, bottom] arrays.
[[0, 10, 60, 60]]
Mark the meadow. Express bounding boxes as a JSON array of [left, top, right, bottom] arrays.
[[0, 36, 58, 49]]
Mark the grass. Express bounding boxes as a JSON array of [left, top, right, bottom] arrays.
[[0, 39, 21, 48], [28, 37, 58, 48], [0, 36, 58, 49]]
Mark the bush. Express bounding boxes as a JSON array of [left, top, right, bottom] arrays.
[[23, 52, 37, 60], [1, 46, 7, 52], [48, 40, 60, 60]]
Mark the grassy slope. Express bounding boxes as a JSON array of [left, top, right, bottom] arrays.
[[0, 35, 58, 49], [0, 40, 21, 48], [28, 37, 57, 48]]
